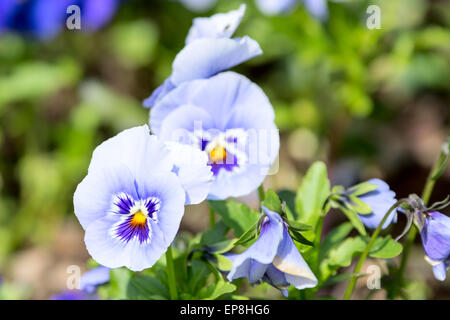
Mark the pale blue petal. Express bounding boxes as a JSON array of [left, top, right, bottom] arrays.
[[165, 142, 213, 205], [421, 211, 450, 262], [143, 78, 175, 109], [185, 4, 245, 44], [357, 179, 397, 229], [88, 125, 174, 178], [274, 227, 318, 290], [178, 0, 217, 13], [171, 37, 262, 87], [432, 261, 447, 281], [74, 163, 137, 230]]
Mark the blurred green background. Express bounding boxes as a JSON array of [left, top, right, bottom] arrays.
[[0, 0, 449, 299]]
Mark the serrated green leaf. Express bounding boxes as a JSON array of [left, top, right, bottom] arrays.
[[263, 189, 282, 213], [208, 200, 260, 237]]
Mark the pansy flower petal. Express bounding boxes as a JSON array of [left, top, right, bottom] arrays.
[[185, 4, 246, 44]]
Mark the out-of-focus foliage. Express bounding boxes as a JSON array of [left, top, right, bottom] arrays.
[[0, 0, 449, 299]]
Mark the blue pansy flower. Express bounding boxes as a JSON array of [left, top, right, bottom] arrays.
[[74, 125, 212, 271], [356, 179, 397, 230], [143, 4, 262, 108], [149, 71, 279, 200], [226, 207, 317, 297], [420, 211, 450, 281], [0, 0, 119, 40], [177, 0, 217, 13]]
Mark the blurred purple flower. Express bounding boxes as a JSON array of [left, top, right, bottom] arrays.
[[143, 4, 262, 108], [420, 211, 450, 281], [0, 0, 119, 40], [226, 207, 317, 297], [255, 0, 348, 21], [51, 266, 110, 300], [356, 179, 397, 230]]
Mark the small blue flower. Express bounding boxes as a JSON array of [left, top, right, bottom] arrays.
[[420, 211, 450, 281], [143, 4, 262, 108], [356, 179, 397, 230], [74, 125, 212, 271], [0, 0, 119, 40], [150, 71, 279, 200], [226, 207, 317, 297]]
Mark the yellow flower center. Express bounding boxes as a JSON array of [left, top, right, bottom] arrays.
[[130, 211, 147, 227], [209, 146, 227, 164]]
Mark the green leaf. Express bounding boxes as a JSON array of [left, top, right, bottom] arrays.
[[216, 254, 232, 272], [319, 222, 354, 262], [197, 279, 236, 300], [127, 274, 169, 300], [201, 221, 229, 246], [208, 200, 260, 237], [207, 239, 235, 254], [233, 222, 258, 246], [289, 229, 313, 246], [339, 206, 367, 236], [347, 182, 378, 196], [369, 236, 403, 259], [321, 273, 359, 288], [286, 220, 313, 231], [295, 161, 331, 232], [327, 237, 366, 268], [347, 195, 373, 215], [277, 189, 298, 220], [263, 189, 282, 213], [107, 268, 133, 299]]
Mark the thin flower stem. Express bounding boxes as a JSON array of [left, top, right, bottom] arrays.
[[209, 205, 215, 228], [314, 215, 325, 275], [343, 200, 405, 300], [165, 246, 178, 300]]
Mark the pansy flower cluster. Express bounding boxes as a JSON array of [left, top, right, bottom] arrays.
[[72, 5, 450, 300]]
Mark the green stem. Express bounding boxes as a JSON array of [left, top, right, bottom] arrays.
[[209, 206, 215, 228], [314, 215, 325, 275], [343, 200, 404, 300], [165, 246, 178, 300], [258, 184, 265, 202]]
